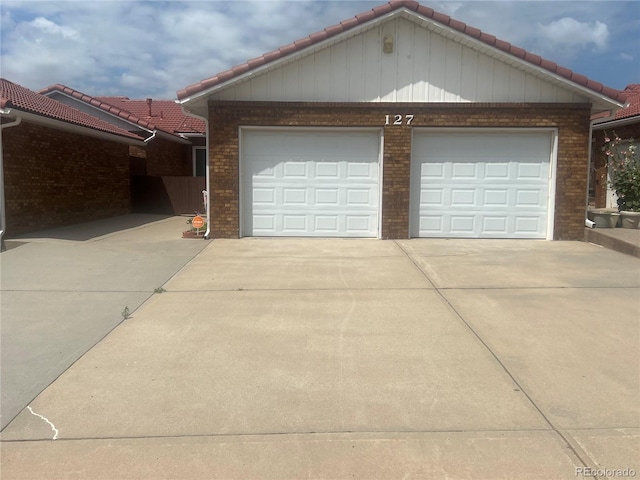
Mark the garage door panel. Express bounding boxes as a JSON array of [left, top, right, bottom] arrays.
[[315, 188, 339, 205], [412, 131, 551, 238], [283, 162, 307, 177], [485, 163, 509, 179], [243, 130, 380, 237], [484, 189, 508, 206], [422, 163, 445, 178], [315, 162, 339, 177]]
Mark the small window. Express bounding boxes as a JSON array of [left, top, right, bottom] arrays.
[[193, 147, 206, 177]]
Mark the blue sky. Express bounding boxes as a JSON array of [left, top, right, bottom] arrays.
[[1, 1, 638, 99]]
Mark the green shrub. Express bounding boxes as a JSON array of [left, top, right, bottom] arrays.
[[603, 131, 640, 211]]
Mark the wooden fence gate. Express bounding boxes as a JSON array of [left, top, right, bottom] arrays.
[[131, 176, 206, 215]]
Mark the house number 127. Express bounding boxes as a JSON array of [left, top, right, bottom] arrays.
[[385, 114, 414, 126]]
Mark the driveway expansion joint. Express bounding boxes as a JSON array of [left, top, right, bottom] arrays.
[[1, 426, 560, 444], [393, 240, 601, 473]]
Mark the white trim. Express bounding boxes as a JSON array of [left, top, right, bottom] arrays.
[[378, 131, 385, 240], [238, 126, 384, 238], [409, 127, 557, 240], [592, 115, 639, 129], [547, 129, 558, 240], [239, 126, 384, 134], [155, 130, 191, 145], [238, 127, 244, 237], [3, 109, 145, 145]]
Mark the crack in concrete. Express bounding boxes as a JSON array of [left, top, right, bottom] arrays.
[[26, 406, 58, 440]]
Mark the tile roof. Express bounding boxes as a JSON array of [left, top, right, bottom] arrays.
[[592, 84, 640, 124], [95, 96, 205, 134], [1, 78, 143, 141], [38, 83, 157, 131], [615, 84, 640, 121], [38, 85, 205, 136], [177, 0, 625, 105]]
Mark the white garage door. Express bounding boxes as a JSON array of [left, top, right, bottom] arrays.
[[241, 130, 380, 237], [411, 131, 552, 238]]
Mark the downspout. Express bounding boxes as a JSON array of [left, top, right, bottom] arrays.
[[585, 111, 615, 228], [177, 105, 210, 240], [202, 117, 211, 239], [585, 117, 597, 228], [0, 110, 23, 249], [144, 130, 157, 143]]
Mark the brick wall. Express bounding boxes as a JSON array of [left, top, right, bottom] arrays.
[[208, 102, 591, 240], [143, 137, 192, 177], [592, 122, 640, 208], [2, 121, 131, 236]]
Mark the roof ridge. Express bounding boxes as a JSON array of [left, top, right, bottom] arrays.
[[176, 0, 625, 104]]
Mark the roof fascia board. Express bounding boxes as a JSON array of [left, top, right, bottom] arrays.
[[155, 129, 192, 145], [5, 109, 145, 145], [43, 89, 155, 134], [178, 132, 206, 138], [179, 9, 403, 105], [592, 115, 639, 129]]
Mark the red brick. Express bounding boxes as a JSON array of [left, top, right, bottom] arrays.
[[2, 122, 130, 236], [208, 102, 591, 240]]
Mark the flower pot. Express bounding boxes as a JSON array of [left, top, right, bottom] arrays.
[[620, 211, 640, 229], [589, 210, 620, 228]]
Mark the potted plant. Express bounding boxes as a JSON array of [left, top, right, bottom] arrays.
[[603, 131, 640, 228]]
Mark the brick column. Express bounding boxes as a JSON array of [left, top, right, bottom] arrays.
[[381, 127, 412, 239]]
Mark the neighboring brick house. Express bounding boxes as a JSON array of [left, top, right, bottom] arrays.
[[0, 78, 144, 237], [39, 85, 207, 214], [591, 84, 640, 208], [178, 0, 626, 240], [39, 85, 206, 177]]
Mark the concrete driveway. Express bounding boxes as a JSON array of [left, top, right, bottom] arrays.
[[0, 215, 209, 430], [1, 238, 639, 479]]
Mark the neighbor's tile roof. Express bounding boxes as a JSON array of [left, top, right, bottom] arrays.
[[95, 96, 206, 134], [38, 84, 205, 136], [1, 78, 143, 141], [615, 84, 640, 120], [38, 83, 157, 131], [177, 0, 625, 104]]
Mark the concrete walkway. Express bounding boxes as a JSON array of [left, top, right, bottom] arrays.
[[1, 238, 638, 479], [0, 215, 209, 430], [585, 226, 640, 258]]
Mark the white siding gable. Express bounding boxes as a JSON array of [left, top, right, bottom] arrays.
[[211, 16, 588, 104]]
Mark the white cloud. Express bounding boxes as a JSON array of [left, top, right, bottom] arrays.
[[618, 52, 634, 62], [0, 1, 637, 98], [537, 17, 609, 51], [29, 16, 77, 39]]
